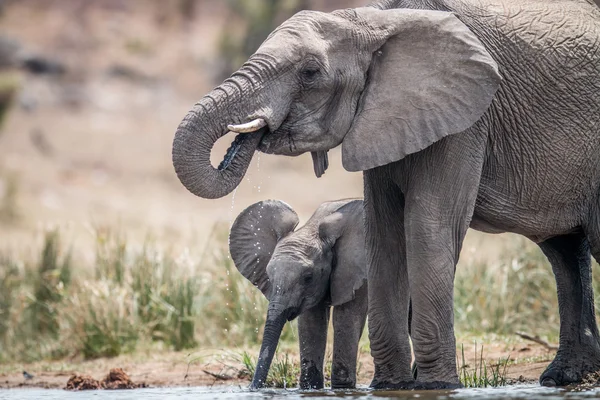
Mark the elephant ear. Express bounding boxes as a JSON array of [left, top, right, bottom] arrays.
[[341, 8, 501, 172], [229, 200, 299, 299], [318, 200, 367, 306]]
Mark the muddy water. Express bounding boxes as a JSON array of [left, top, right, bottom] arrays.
[[1, 385, 599, 400]]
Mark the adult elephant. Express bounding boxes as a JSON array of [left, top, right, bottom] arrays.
[[172, 0, 600, 389]]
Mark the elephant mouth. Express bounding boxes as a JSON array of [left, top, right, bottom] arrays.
[[218, 116, 301, 169], [217, 128, 268, 171], [287, 308, 301, 321], [257, 128, 305, 156]]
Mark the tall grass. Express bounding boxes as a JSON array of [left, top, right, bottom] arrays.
[[2, 228, 599, 366], [454, 236, 600, 337], [0, 224, 296, 362], [0, 228, 201, 361]]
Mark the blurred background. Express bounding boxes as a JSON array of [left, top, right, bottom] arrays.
[[0, 0, 367, 252], [0, 0, 578, 388]]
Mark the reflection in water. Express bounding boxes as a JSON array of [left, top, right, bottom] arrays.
[[1, 385, 600, 400]]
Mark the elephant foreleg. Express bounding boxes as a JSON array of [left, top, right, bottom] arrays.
[[403, 132, 486, 387], [298, 301, 330, 389], [364, 167, 413, 388], [538, 232, 600, 386], [331, 284, 368, 389]]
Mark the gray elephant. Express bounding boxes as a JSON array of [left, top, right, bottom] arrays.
[[229, 199, 367, 389], [173, 0, 600, 389]]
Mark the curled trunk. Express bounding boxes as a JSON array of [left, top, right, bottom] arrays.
[[172, 78, 263, 199], [251, 306, 288, 389]]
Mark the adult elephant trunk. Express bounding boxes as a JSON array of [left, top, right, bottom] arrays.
[[251, 304, 289, 389], [172, 75, 266, 200]]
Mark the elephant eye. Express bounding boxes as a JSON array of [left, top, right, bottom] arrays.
[[300, 67, 320, 82], [303, 272, 313, 284]]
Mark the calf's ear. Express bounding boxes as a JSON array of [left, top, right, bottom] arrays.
[[229, 200, 298, 299]]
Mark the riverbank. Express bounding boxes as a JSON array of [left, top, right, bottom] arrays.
[[0, 336, 553, 390]]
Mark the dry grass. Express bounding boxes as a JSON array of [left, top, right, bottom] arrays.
[[454, 236, 600, 340], [0, 224, 299, 363]]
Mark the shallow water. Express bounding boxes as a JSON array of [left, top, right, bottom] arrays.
[[1, 385, 599, 400]]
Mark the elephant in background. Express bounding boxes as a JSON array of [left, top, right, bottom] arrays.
[[229, 199, 367, 389], [173, 0, 600, 389]]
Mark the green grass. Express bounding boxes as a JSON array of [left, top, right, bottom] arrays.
[[454, 236, 600, 339], [0, 224, 297, 363], [458, 343, 510, 388], [0, 226, 584, 378], [0, 228, 201, 361], [238, 350, 300, 388]]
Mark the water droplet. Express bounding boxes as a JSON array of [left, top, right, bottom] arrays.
[[228, 187, 238, 229]]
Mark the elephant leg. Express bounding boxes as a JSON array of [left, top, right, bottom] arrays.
[[538, 232, 600, 386], [364, 167, 413, 388], [298, 301, 330, 389], [403, 133, 485, 387], [331, 284, 368, 389]]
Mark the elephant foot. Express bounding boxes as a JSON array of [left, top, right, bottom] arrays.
[[369, 379, 416, 390], [540, 349, 600, 387], [300, 361, 324, 390], [370, 379, 462, 391], [331, 362, 356, 389], [412, 381, 463, 390]]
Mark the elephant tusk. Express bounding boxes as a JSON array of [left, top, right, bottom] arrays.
[[228, 118, 267, 133]]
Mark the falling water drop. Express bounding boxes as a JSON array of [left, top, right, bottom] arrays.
[[256, 154, 262, 193], [228, 187, 238, 230]]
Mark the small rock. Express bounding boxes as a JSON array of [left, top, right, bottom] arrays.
[[65, 368, 146, 391], [103, 368, 146, 390], [65, 374, 103, 391]]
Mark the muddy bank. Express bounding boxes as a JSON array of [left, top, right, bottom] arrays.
[[0, 341, 551, 390]]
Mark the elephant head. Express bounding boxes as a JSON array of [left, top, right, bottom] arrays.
[[229, 199, 366, 388], [172, 7, 500, 199]]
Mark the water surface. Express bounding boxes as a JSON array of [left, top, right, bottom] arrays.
[[1, 385, 599, 400]]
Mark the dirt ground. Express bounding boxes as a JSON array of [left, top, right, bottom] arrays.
[[0, 338, 553, 389]]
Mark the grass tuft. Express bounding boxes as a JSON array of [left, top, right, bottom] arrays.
[[458, 343, 510, 388], [238, 350, 299, 388]]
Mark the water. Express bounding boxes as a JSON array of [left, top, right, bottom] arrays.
[[1, 385, 599, 400]]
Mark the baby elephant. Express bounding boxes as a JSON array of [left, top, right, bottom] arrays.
[[229, 199, 367, 390]]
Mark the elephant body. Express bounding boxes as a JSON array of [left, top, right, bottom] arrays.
[[362, 0, 600, 388], [173, 0, 600, 389], [229, 199, 368, 389]]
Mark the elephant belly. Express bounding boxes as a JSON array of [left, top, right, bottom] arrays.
[[471, 146, 600, 242], [464, 0, 600, 241]]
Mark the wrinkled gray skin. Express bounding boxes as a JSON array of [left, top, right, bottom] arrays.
[[229, 199, 367, 389], [173, 0, 600, 390]]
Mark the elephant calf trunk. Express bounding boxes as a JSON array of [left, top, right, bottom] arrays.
[[250, 308, 288, 389]]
